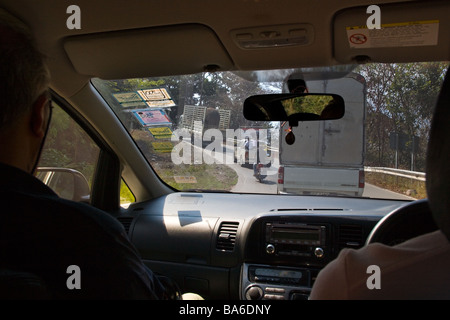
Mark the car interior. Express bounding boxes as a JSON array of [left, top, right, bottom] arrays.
[[0, 0, 449, 300]]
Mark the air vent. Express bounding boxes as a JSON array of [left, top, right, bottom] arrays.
[[216, 222, 239, 252], [338, 224, 364, 250], [116, 217, 134, 234]]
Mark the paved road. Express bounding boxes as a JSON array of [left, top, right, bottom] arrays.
[[229, 162, 413, 200], [229, 162, 278, 194], [362, 183, 414, 200], [201, 141, 413, 200]]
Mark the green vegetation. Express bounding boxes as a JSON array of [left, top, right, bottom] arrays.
[[357, 62, 448, 172], [40, 104, 99, 186], [130, 129, 239, 191], [120, 180, 135, 204], [282, 95, 334, 116], [155, 162, 238, 191]]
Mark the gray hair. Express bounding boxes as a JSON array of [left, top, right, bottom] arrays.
[[0, 8, 50, 130]]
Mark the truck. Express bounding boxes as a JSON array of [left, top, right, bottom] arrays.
[[181, 105, 231, 147], [277, 72, 366, 197]]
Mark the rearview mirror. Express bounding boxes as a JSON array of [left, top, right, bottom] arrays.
[[244, 93, 345, 126]]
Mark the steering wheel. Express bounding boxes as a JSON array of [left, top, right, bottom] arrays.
[[366, 199, 438, 246]]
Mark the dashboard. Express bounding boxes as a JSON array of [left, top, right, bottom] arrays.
[[242, 214, 379, 300], [117, 192, 408, 300]]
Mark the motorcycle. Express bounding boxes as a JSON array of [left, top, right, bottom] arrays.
[[253, 162, 271, 183]]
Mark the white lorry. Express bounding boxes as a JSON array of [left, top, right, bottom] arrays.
[[277, 73, 366, 196]]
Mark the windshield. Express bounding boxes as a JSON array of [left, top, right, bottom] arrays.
[[92, 62, 448, 200]]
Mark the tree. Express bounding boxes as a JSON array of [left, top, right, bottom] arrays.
[[357, 63, 395, 167], [357, 62, 448, 171], [40, 104, 99, 184]]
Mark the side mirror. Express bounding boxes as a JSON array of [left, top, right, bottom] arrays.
[[244, 93, 345, 127], [35, 167, 91, 203]]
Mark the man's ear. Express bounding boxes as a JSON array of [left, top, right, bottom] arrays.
[[30, 94, 49, 138]]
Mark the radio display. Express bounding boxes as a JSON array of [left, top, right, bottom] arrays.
[[254, 268, 303, 280], [272, 230, 319, 241], [266, 223, 325, 245], [248, 265, 310, 286]]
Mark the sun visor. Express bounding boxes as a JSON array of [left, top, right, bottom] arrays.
[[64, 24, 234, 79], [333, 1, 450, 64]]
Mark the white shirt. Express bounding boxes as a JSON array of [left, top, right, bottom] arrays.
[[309, 230, 450, 299]]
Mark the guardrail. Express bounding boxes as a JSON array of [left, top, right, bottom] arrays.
[[224, 139, 424, 181], [365, 166, 426, 181]]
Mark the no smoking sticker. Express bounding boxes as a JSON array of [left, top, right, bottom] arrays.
[[349, 33, 367, 45]]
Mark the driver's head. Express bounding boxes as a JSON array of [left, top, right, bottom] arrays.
[[0, 8, 51, 174], [426, 70, 450, 240]]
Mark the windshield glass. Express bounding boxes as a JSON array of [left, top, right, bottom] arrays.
[[92, 62, 448, 200]]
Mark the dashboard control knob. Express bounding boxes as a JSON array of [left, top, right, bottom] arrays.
[[314, 247, 324, 258], [266, 244, 275, 254], [245, 285, 263, 300]]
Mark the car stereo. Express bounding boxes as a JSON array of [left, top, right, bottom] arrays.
[[241, 263, 312, 300], [264, 222, 328, 259]]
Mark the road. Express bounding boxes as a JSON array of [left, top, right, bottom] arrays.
[[229, 162, 278, 194], [200, 141, 413, 200], [362, 183, 414, 200], [228, 161, 413, 200]]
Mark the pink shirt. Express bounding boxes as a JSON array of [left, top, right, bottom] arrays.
[[309, 230, 450, 299]]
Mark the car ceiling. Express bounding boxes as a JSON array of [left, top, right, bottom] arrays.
[[1, 0, 449, 99]]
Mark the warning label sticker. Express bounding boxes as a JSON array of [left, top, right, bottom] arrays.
[[138, 88, 176, 108], [152, 141, 174, 153], [346, 20, 439, 49], [148, 127, 173, 139]]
